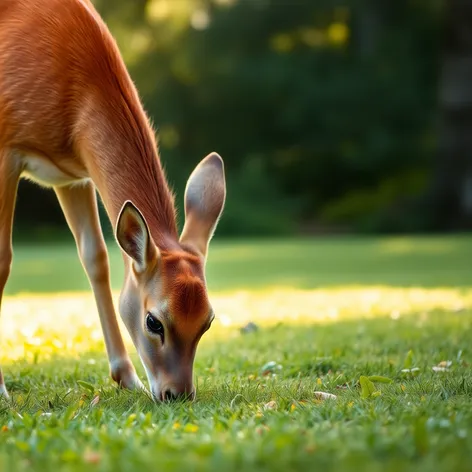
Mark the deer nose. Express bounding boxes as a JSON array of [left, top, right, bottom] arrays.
[[160, 386, 195, 402], [162, 388, 179, 401]]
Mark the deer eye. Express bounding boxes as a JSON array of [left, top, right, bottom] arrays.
[[146, 313, 164, 340]]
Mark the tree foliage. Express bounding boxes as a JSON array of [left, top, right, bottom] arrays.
[[14, 0, 446, 236]]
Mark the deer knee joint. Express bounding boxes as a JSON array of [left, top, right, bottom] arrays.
[[80, 240, 109, 285]]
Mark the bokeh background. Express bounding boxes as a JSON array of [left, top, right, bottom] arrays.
[[12, 0, 472, 242], [2, 4, 472, 468]]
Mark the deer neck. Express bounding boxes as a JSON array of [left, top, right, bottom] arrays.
[[79, 95, 179, 251]]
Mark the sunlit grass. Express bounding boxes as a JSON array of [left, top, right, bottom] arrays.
[[2, 285, 471, 364], [0, 236, 471, 471]]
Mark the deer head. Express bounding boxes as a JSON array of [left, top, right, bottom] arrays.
[[115, 153, 226, 401]]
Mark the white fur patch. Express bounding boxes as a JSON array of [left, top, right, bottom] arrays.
[[22, 155, 88, 187]]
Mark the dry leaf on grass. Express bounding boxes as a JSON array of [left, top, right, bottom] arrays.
[[263, 400, 277, 410], [260, 361, 282, 376], [401, 368, 420, 373], [432, 360, 452, 372], [314, 391, 337, 401], [90, 395, 100, 407]]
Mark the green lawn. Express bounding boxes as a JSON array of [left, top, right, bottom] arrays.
[[0, 235, 471, 471], [6, 234, 472, 294]]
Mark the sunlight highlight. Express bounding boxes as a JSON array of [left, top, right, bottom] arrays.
[[0, 286, 471, 363]]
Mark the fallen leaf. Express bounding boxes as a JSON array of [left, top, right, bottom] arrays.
[[368, 375, 393, 384], [404, 350, 414, 369], [90, 395, 100, 407], [359, 376, 377, 399], [260, 361, 282, 376], [77, 380, 95, 393], [401, 368, 420, 374], [314, 391, 337, 400], [432, 360, 452, 372], [263, 400, 277, 410]]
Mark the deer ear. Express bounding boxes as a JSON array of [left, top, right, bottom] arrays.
[[179, 152, 226, 258], [116, 201, 158, 272]]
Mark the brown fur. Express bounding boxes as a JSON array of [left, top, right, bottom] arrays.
[[0, 0, 177, 246], [0, 0, 226, 400], [161, 251, 209, 322]]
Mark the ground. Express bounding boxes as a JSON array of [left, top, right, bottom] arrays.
[[0, 235, 471, 471]]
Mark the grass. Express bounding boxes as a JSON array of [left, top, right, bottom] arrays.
[[6, 234, 472, 294], [0, 234, 471, 471]]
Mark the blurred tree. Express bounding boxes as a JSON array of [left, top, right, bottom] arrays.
[[12, 0, 448, 237], [427, 0, 472, 230]]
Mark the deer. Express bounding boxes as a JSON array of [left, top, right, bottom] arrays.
[[0, 0, 226, 401]]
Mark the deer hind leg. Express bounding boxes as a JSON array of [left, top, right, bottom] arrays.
[[0, 149, 22, 398], [54, 181, 144, 391]]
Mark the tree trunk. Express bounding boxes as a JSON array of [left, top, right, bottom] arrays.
[[429, 0, 472, 230]]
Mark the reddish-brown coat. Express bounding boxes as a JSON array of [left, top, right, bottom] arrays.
[[0, 0, 177, 245], [161, 251, 209, 323], [0, 0, 226, 400]]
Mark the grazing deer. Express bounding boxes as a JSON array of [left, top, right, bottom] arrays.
[[0, 0, 226, 401]]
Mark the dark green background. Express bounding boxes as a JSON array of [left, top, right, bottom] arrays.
[[13, 0, 472, 238]]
